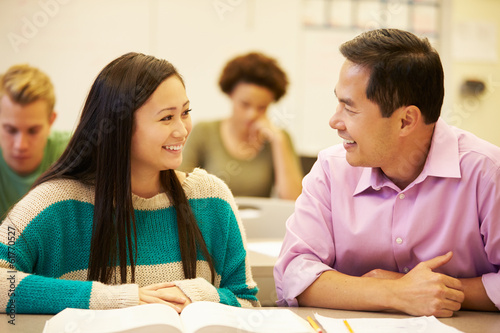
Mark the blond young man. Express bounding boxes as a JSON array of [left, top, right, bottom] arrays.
[[0, 64, 70, 218]]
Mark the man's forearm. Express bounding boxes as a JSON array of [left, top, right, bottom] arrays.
[[297, 253, 465, 317], [460, 277, 498, 311], [297, 270, 395, 311]]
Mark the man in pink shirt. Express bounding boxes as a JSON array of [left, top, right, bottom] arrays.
[[274, 29, 500, 317]]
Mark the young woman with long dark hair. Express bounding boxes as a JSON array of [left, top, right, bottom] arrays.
[[0, 52, 259, 314]]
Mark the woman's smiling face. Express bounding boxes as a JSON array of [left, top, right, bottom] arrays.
[[131, 75, 192, 176]]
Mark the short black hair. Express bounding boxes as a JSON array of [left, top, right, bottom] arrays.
[[340, 29, 444, 124]]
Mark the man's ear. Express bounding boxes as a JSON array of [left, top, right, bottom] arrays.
[[48, 111, 57, 126], [399, 105, 421, 136]]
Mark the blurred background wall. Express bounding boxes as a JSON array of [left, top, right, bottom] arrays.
[[1, 0, 498, 157]]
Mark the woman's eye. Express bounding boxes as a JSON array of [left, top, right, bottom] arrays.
[[161, 115, 173, 121], [182, 109, 192, 116]]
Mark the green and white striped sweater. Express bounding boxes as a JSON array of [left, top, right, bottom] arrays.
[[0, 168, 259, 314]]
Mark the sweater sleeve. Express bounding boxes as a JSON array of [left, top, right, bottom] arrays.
[[0, 235, 139, 314], [178, 169, 260, 308], [214, 201, 260, 308], [173, 213, 260, 308], [0, 183, 140, 314], [0, 266, 139, 314]]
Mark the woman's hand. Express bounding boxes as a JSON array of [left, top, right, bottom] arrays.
[[248, 115, 303, 200], [249, 116, 280, 145], [139, 282, 192, 313]]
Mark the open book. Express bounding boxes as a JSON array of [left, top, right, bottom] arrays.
[[42, 301, 313, 333]]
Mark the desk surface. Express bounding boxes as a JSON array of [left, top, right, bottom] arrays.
[[3, 243, 498, 332], [1, 308, 499, 333], [247, 239, 280, 306]]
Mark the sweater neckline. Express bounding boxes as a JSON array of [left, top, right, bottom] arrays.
[[130, 168, 206, 209]]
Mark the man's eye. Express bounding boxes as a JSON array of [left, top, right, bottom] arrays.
[[4, 127, 17, 134]]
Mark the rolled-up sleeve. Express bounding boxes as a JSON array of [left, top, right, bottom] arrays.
[[273, 151, 337, 306], [479, 166, 500, 310]]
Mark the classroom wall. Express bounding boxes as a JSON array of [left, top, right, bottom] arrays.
[[444, 0, 500, 145], [0, 0, 499, 156], [0, 0, 306, 150]]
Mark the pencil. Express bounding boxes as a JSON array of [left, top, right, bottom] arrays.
[[306, 316, 324, 333], [343, 319, 354, 333]]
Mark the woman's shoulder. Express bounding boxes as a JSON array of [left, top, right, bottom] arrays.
[[182, 168, 234, 202], [191, 120, 221, 135], [31, 178, 93, 201], [3, 179, 93, 231]]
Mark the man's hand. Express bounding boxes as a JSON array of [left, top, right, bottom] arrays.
[[389, 252, 465, 317], [139, 282, 192, 313]]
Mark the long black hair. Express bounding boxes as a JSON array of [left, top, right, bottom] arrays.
[[34, 52, 215, 284]]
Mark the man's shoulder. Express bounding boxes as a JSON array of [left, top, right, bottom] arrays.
[[44, 130, 71, 162], [48, 130, 72, 144], [452, 126, 500, 167]]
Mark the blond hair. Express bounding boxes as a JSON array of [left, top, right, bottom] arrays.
[[0, 64, 55, 116]]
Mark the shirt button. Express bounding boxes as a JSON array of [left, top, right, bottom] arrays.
[[396, 237, 403, 244], [403, 267, 410, 273], [399, 193, 405, 199], [374, 187, 381, 191]]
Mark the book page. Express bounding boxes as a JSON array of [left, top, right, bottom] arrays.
[[181, 301, 312, 333], [43, 304, 184, 333], [314, 313, 464, 333]]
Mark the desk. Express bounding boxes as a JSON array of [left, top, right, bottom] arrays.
[[1, 308, 499, 333], [247, 239, 280, 306], [247, 245, 278, 307], [235, 196, 291, 307]]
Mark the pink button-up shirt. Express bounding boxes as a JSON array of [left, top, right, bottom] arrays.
[[274, 119, 500, 308]]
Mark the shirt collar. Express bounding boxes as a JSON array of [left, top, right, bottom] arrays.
[[353, 118, 461, 196], [421, 118, 461, 179]]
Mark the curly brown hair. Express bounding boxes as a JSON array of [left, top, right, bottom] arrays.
[[218, 52, 288, 101]]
